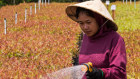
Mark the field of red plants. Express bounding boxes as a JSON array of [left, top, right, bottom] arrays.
[[0, 2, 139, 79]]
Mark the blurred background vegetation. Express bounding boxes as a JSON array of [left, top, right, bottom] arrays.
[[0, 0, 138, 8]]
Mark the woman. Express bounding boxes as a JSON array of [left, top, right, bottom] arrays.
[[66, 0, 127, 79]]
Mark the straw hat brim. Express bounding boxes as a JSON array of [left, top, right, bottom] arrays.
[[65, 0, 118, 31]]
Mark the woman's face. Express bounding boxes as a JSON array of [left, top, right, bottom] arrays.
[[77, 12, 99, 36]]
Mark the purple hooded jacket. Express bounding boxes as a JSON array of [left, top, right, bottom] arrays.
[[79, 22, 127, 79]]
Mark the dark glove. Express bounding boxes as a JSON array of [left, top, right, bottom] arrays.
[[86, 67, 103, 79]]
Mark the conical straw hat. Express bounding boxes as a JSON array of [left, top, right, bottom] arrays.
[[65, 0, 118, 31]]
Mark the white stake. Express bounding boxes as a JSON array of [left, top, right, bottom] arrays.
[[106, 0, 110, 10], [106, 0, 110, 5], [15, 12, 17, 24], [126, 0, 127, 4], [111, 5, 116, 20], [35, 3, 37, 14], [45, 0, 46, 6], [4, 18, 7, 34], [123, 0, 124, 4], [38, 0, 40, 10], [25, 8, 27, 23], [48, 0, 50, 5], [134, 0, 136, 8], [30, 5, 32, 15], [130, 0, 132, 4], [42, 0, 43, 5]]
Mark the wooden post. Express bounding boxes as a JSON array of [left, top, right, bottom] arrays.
[[111, 5, 116, 20], [112, 10, 115, 20], [107, 5, 109, 10]]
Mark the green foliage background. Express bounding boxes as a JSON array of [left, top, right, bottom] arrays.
[[1, 0, 138, 7]]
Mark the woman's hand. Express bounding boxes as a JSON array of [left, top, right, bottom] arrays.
[[86, 67, 103, 79]]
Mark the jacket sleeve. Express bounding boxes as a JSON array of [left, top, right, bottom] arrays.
[[101, 37, 127, 79]]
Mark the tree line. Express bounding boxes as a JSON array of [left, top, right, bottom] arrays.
[[0, 0, 137, 8], [0, 0, 77, 7]]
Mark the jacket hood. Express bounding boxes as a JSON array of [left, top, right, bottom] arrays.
[[88, 20, 113, 40]]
